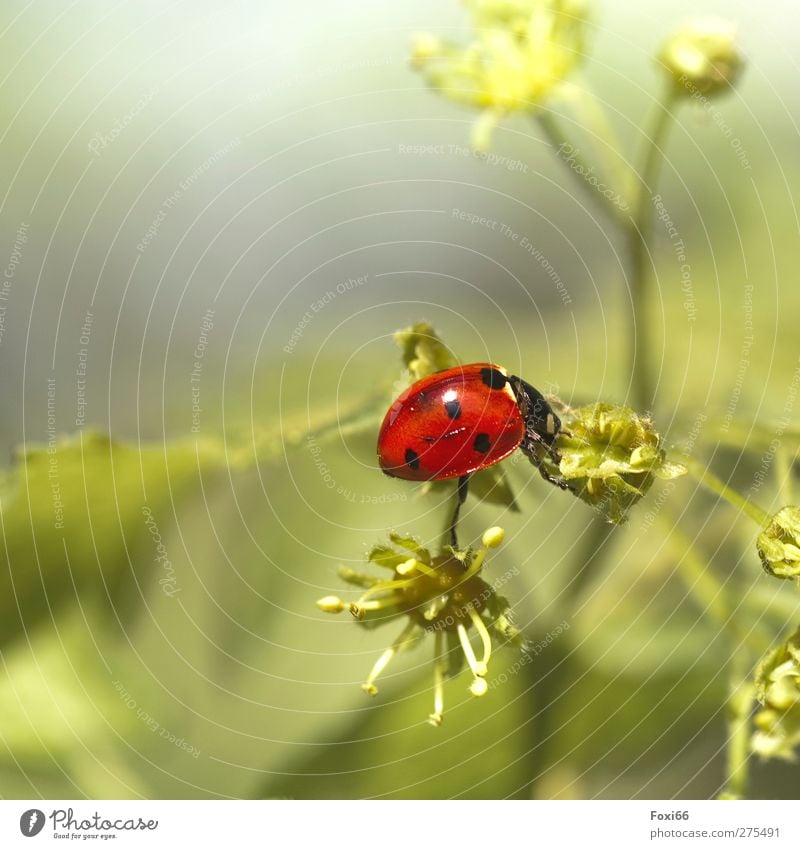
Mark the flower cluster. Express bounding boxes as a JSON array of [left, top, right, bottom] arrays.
[[540, 402, 686, 523], [658, 17, 744, 97], [411, 0, 590, 149], [317, 527, 522, 726], [756, 506, 800, 580], [752, 627, 800, 761]]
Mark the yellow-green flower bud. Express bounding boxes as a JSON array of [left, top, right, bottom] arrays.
[[393, 322, 457, 383], [757, 506, 800, 579], [482, 526, 506, 549], [752, 627, 800, 761], [410, 33, 442, 68], [548, 403, 686, 524], [316, 595, 345, 613], [658, 18, 744, 97]]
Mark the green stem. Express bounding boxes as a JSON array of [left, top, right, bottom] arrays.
[[658, 516, 767, 655], [628, 87, 678, 412], [535, 110, 630, 226], [720, 654, 755, 800], [775, 446, 796, 505], [681, 455, 771, 526], [566, 516, 616, 601], [569, 79, 634, 201]]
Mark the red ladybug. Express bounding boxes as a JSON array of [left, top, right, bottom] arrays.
[[377, 363, 565, 545]]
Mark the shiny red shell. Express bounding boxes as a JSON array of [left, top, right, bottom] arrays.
[[377, 363, 524, 481]]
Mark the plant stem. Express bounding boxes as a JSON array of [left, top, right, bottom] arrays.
[[565, 516, 616, 600], [535, 110, 630, 226], [775, 446, 796, 504], [720, 654, 755, 800], [681, 455, 771, 526], [628, 88, 677, 412], [658, 516, 767, 655]]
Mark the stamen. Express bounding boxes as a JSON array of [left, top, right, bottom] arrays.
[[468, 606, 493, 669], [357, 577, 413, 603], [422, 595, 447, 621], [410, 558, 440, 578], [428, 631, 445, 726], [469, 677, 488, 697], [396, 558, 417, 576], [349, 594, 402, 620], [463, 547, 487, 581], [457, 622, 487, 678], [362, 620, 418, 696], [337, 567, 381, 588]]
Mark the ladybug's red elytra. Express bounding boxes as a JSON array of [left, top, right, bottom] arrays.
[[377, 363, 567, 546]]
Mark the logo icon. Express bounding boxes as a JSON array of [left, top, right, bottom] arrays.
[[19, 809, 46, 837]]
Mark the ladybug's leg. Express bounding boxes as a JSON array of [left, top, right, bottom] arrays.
[[509, 375, 570, 491], [448, 474, 471, 549]]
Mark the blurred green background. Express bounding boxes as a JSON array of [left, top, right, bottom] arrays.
[[1, 0, 799, 799]]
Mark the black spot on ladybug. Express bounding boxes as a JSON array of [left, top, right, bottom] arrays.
[[480, 367, 506, 390], [405, 448, 420, 470], [473, 433, 491, 454], [444, 399, 462, 419]]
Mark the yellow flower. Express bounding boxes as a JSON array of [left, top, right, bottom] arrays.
[[537, 403, 686, 523], [658, 18, 744, 97], [317, 528, 522, 726], [757, 506, 800, 580], [412, 0, 590, 150], [752, 627, 800, 761]]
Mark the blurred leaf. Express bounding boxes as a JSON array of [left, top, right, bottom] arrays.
[[394, 321, 458, 382], [0, 431, 232, 649], [261, 647, 535, 799], [469, 465, 519, 511]]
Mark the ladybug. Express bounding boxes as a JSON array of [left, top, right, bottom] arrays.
[[377, 363, 566, 545]]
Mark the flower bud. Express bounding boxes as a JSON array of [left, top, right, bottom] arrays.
[[752, 627, 800, 761], [316, 595, 345, 613], [482, 526, 506, 549], [658, 18, 744, 97], [550, 403, 686, 524], [757, 506, 800, 579]]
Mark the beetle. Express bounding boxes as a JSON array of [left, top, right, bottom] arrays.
[[377, 363, 567, 546]]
